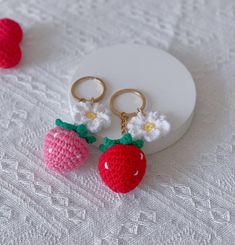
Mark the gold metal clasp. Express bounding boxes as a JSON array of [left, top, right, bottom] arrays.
[[109, 88, 147, 134]]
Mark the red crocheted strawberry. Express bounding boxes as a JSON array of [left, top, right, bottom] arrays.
[[98, 133, 146, 193], [0, 18, 23, 43], [0, 39, 22, 68], [44, 119, 96, 172]]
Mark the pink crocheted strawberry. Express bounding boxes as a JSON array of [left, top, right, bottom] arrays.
[[44, 119, 96, 172], [98, 133, 146, 193]]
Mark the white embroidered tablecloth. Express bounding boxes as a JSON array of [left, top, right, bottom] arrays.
[[0, 0, 235, 244]]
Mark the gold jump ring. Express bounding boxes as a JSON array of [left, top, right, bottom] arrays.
[[110, 88, 146, 118], [71, 76, 106, 103]]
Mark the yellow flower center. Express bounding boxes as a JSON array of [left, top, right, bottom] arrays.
[[85, 111, 97, 120], [143, 122, 156, 132]]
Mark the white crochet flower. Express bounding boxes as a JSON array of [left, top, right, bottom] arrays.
[[127, 111, 170, 142], [71, 102, 111, 133]]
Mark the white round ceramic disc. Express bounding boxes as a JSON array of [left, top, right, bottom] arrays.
[[69, 45, 196, 154]]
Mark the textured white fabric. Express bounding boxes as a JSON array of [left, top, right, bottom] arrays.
[[0, 0, 235, 244]]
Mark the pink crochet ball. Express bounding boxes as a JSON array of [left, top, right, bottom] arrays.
[[44, 119, 96, 172], [0, 18, 23, 43], [0, 39, 22, 68]]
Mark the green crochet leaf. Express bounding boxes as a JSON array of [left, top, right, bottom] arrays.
[[75, 124, 88, 138], [55, 119, 77, 131], [55, 119, 96, 144], [120, 133, 132, 144], [132, 139, 144, 149], [99, 133, 144, 152]]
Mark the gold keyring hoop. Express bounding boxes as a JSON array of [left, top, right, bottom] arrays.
[[71, 76, 106, 103], [110, 88, 146, 118]]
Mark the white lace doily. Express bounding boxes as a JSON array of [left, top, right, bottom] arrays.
[[0, 0, 234, 244]]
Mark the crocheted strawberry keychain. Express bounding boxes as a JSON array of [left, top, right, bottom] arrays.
[[98, 88, 171, 193], [99, 133, 146, 193], [44, 119, 96, 172], [44, 76, 111, 173]]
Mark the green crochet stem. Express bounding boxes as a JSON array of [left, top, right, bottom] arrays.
[[55, 119, 96, 144], [99, 133, 144, 152]]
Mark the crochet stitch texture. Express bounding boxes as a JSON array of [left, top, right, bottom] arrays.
[[0, 39, 22, 68], [44, 126, 89, 172], [98, 143, 146, 193], [0, 18, 23, 43]]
